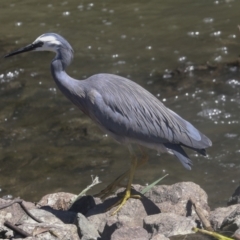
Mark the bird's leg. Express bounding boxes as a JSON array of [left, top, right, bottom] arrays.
[[94, 146, 148, 199], [93, 169, 129, 199], [137, 146, 149, 168], [110, 150, 141, 215]]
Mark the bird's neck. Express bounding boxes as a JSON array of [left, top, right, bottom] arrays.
[[50, 58, 87, 113], [51, 58, 71, 89]]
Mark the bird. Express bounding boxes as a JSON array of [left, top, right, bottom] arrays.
[[4, 33, 212, 214]]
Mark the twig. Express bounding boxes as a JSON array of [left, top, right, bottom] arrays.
[[19, 201, 42, 223], [4, 220, 31, 237], [193, 227, 234, 240], [0, 198, 22, 210], [190, 198, 213, 231], [0, 198, 42, 223], [69, 175, 101, 209]]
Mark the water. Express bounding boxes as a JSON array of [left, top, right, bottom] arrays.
[[1, 0, 240, 208]]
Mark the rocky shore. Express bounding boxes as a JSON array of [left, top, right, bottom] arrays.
[[0, 182, 239, 239]]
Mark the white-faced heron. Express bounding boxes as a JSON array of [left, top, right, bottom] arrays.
[[4, 33, 212, 214]]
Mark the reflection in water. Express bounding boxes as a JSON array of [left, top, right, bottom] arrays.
[[1, 0, 240, 208]]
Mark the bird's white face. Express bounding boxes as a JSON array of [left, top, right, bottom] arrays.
[[33, 34, 61, 53], [4, 33, 73, 60]]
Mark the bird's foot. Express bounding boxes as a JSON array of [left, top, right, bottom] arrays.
[[109, 188, 141, 215]]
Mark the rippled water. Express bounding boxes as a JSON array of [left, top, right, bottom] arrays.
[[1, 0, 240, 208]]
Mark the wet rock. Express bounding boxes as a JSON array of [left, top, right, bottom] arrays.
[[75, 213, 100, 240], [228, 185, 240, 206], [143, 213, 196, 238], [210, 204, 240, 230], [111, 226, 149, 240]]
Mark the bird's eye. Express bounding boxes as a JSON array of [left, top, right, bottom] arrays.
[[35, 41, 44, 48]]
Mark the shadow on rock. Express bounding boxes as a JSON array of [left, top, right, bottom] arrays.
[[86, 187, 160, 217]]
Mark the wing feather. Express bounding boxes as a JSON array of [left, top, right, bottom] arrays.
[[82, 74, 211, 150]]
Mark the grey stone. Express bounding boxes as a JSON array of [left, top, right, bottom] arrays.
[[111, 226, 148, 240], [228, 185, 240, 206], [20, 209, 64, 224], [0, 198, 34, 238], [143, 212, 196, 238], [0, 183, 213, 240], [38, 206, 77, 224], [14, 208, 79, 239], [69, 195, 96, 215], [37, 192, 76, 211], [221, 205, 240, 232], [136, 182, 209, 219], [151, 233, 170, 240], [75, 213, 100, 240], [210, 204, 240, 230], [232, 228, 240, 240], [19, 222, 79, 240], [86, 187, 160, 236], [86, 182, 209, 239]]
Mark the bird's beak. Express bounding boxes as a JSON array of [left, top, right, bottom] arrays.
[[4, 42, 42, 58]]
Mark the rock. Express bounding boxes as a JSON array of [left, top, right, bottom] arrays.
[[86, 187, 159, 237], [85, 182, 209, 239], [150, 233, 170, 240], [0, 196, 79, 239], [16, 208, 79, 239], [228, 186, 240, 206], [0, 183, 214, 239], [0, 225, 14, 239], [69, 195, 96, 215], [221, 205, 240, 232], [19, 222, 79, 240], [210, 204, 240, 230], [20, 209, 65, 224], [38, 207, 77, 224], [0, 198, 37, 225], [75, 213, 100, 240], [110, 226, 149, 240], [0, 198, 37, 238], [37, 192, 76, 211], [137, 182, 209, 219], [143, 213, 196, 238], [233, 228, 240, 240]]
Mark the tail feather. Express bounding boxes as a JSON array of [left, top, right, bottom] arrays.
[[168, 109, 212, 149], [164, 143, 193, 170], [181, 143, 207, 156]]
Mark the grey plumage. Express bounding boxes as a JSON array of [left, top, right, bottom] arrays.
[[5, 33, 212, 171]]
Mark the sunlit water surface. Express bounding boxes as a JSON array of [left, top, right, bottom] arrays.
[[1, 0, 240, 208]]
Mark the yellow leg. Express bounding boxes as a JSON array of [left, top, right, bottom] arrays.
[[94, 147, 148, 200], [110, 152, 140, 215], [94, 169, 129, 199]]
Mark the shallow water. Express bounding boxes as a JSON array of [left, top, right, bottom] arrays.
[[1, 0, 240, 208]]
